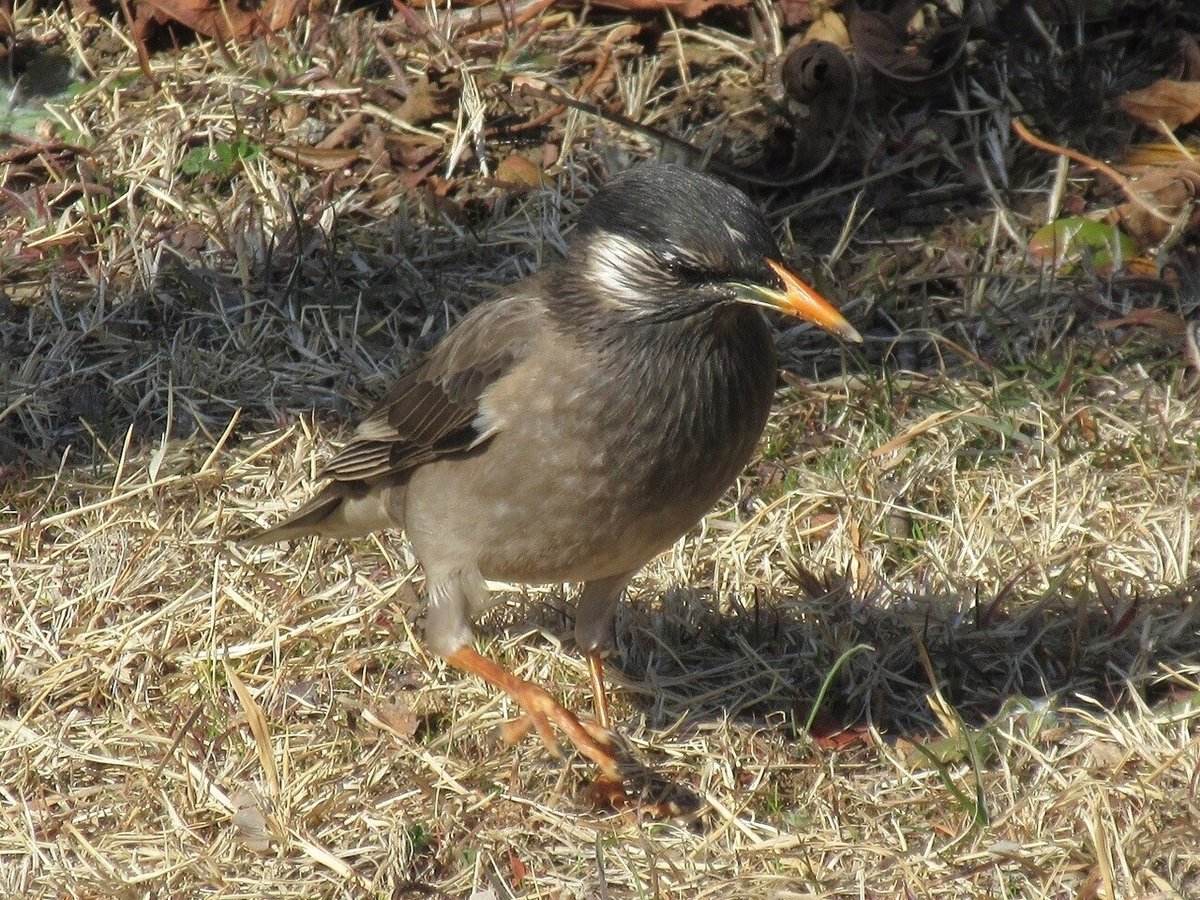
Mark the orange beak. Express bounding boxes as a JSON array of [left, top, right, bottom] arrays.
[[737, 258, 862, 343]]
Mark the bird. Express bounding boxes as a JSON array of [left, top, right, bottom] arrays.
[[242, 162, 861, 786]]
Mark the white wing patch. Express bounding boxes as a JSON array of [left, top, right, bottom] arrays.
[[469, 394, 505, 449]]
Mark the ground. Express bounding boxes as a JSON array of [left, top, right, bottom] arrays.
[[2, 2, 1200, 897]]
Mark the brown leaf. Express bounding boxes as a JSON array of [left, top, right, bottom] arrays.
[[508, 851, 528, 888], [363, 699, 419, 740], [398, 71, 460, 126], [495, 154, 545, 190], [1115, 157, 1200, 245], [589, 0, 748, 17], [135, 0, 307, 43], [775, 0, 824, 30], [1120, 140, 1200, 167], [850, 0, 967, 86], [811, 725, 870, 750], [1095, 308, 1187, 334], [271, 145, 360, 171], [1118, 79, 1200, 130], [225, 663, 280, 797], [317, 113, 364, 151], [801, 8, 851, 50], [229, 789, 271, 853]]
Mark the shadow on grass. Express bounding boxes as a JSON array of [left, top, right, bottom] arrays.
[[499, 569, 1200, 745]]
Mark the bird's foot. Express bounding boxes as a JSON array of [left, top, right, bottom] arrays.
[[498, 683, 621, 780], [444, 646, 621, 780], [586, 773, 632, 809], [502, 710, 615, 754], [585, 773, 694, 819]]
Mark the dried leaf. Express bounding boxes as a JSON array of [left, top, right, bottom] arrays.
[[135, 0, 306, 43], [509, 850, 528, 887], [363, 699, 419, 740], [1095, 308, 1187, 334], [1116, 158, 1200, 245], [398, 71, 460, 126], [775, 0, 826, 30], [850, 0, 967, 86], [1118, 79, 1200, 130], [1086, 740, 1125, 770], [868, 408, 968, 459], [271, 145, 360, 171], [495, 154, 545, 190], [1120, 140, 1200, 167], [229, 789, 271, 853], [807, 712, 870, 750], [801, 9, 851, 51], [589, 0, 748, 17], [224, 662, 280, 796]]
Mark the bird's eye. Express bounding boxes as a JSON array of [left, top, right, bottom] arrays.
[[659, 252, 707, 283]]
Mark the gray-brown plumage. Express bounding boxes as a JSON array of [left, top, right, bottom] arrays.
[[243, 163, 860, 783]]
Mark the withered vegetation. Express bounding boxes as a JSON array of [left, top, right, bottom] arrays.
[[2, 2, 1199, 896]]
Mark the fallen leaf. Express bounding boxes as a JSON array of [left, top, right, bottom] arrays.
[[135, 0, 307, 44], [850, 0, 967, 86], [398, 71, 460, 126], [776, 0, 826, 30], [1086, 740, 1125, 770], [229, 789, 271, 853], [868, 408, 969, 459], [801, 8, 851, 51], [271, 145, 360, 171], [1027, 216, 1137, 274], [495, 154, 545, 190], [509, 850, 528, 888], [1118, 79, 1200, 130], [588, 0, 749, 17], [1095, 308, 1187, 334], [1120, 139, 1200, 167], [225, 662, 279, 796], [1114, 156, 1200, 245], [363, 699, 419, 740]]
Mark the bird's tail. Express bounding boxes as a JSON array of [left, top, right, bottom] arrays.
[[238, 483, 404, 545]]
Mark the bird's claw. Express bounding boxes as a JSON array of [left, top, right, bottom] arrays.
[[500, 711, 560, 755], [499, 686, 621, 780], [503, 712, 615, 751]]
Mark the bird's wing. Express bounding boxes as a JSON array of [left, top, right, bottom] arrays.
[[318, 291, 544, 484]]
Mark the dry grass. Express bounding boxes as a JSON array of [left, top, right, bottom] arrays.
[[3, 4, 1200, 898]]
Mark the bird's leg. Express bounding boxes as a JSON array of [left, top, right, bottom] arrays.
[[445, 646, 621, 779], [574, 572, 631, 733], [585, 650, 611, 731]]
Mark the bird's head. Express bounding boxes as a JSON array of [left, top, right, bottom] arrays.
[[563, 163, 861, 342]]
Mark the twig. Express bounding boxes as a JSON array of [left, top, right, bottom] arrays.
[[502, 24, 638, 136], [1011, 118, 1172, 224], [516, 83, 864, 190]]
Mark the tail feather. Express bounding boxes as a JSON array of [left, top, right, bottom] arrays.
[[238, 483, 404, 545]]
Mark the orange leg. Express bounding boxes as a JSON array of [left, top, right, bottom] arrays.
[[580, 649, 631, 807], [445, 646, 620, 779], [586, 650, 611, 731]]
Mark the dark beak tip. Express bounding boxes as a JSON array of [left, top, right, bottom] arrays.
[[841, 323, 865, 344]]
